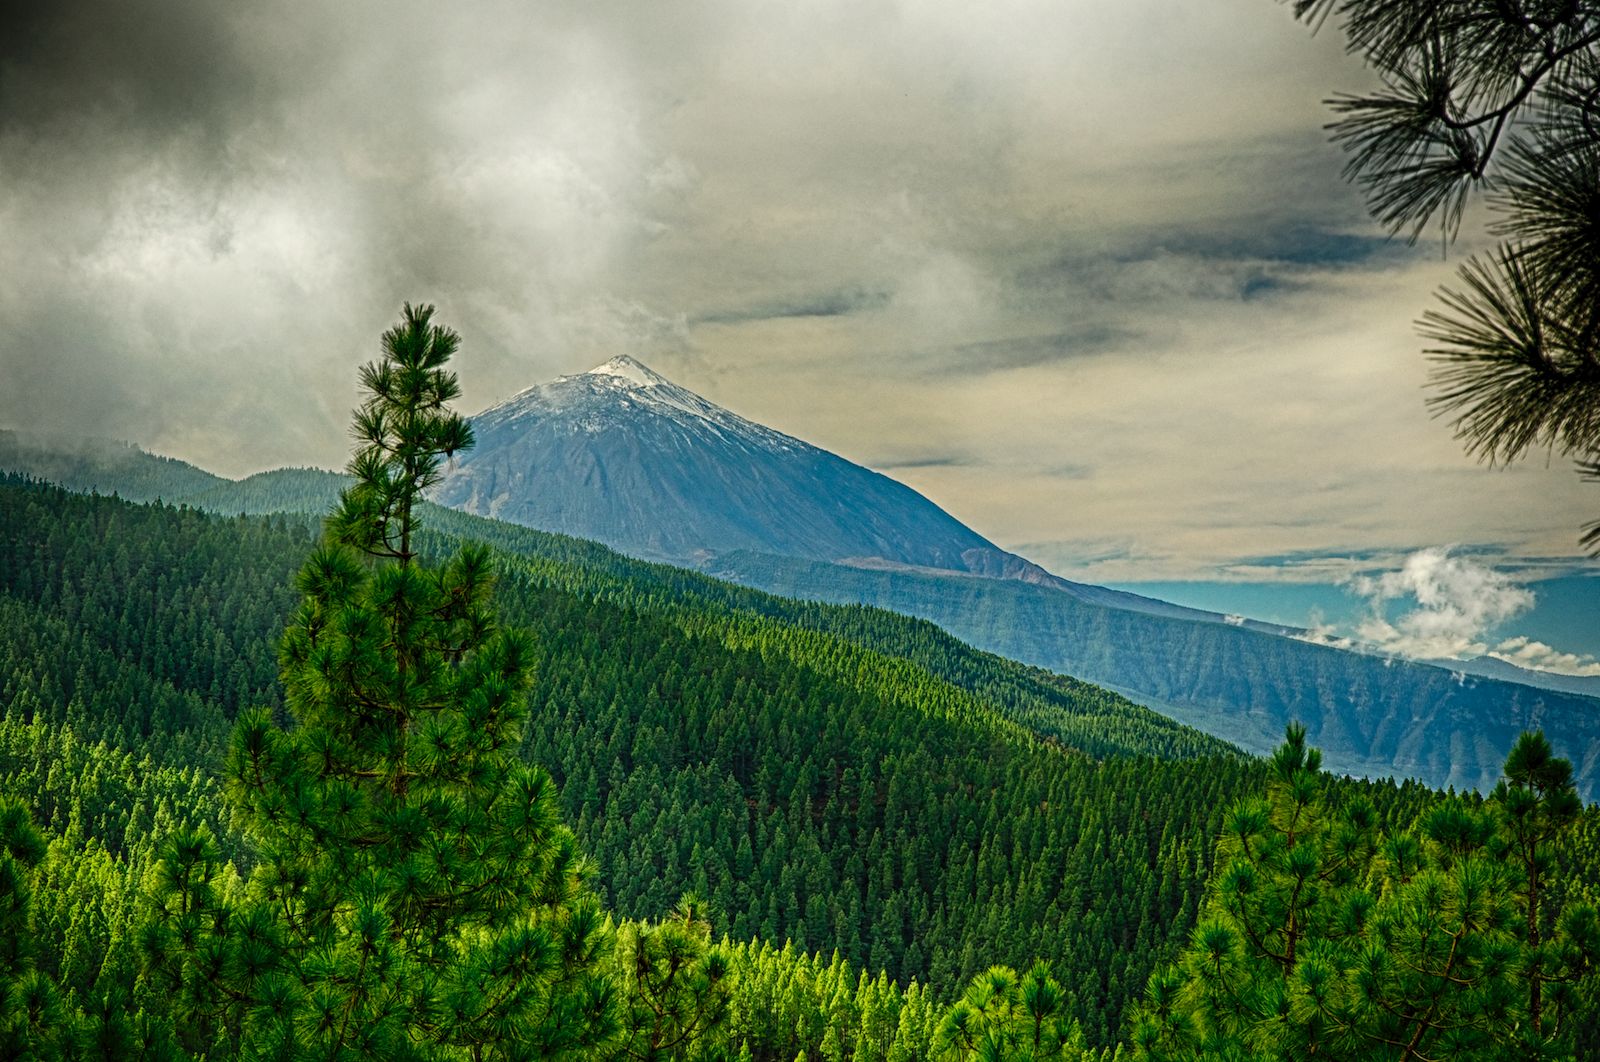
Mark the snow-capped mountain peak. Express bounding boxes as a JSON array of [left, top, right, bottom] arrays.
[[434, 357, 1020, 572], [475, 355, 803, 458], [586, 354, 672, 388]]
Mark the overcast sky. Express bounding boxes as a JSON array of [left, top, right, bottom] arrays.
[[3, 0, 1596, 587]]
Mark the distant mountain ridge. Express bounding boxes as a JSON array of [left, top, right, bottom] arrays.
[[1447, 655, 1600, 699], [0, 429, 348, 515], [704, 549, 1600, 797], [0, 429, 226, 501], [4, 364, 1598, 798]]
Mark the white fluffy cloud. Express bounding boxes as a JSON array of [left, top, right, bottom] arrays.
[[1490, 636, 1600, 678], [1347, 548, 1533, 661], [1286, 548, 1598, 677]]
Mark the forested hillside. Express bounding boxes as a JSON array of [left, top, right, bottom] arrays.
[[0, 474, 1496, 1049], [0, 430, 226, 504], [0, 430, 350, 517], [9, 424, 1597, 803], [1, 474, 1596, 1057]]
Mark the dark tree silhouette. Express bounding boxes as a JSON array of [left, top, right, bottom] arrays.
[[1287, 1, 1600, 545]]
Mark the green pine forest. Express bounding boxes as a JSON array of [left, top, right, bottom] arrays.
[[0, 310, 1596, 1059]]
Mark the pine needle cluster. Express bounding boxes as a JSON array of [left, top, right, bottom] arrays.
[[933, 961, 1088, 1062], [1287, 1, 1600, 545]]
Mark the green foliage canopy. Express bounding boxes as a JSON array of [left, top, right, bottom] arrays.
[[1131, 723, 1599, 1061], [934, 962, 1088, 1062]]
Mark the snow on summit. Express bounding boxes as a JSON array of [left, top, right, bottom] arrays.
[[586, 355, 671, 388], [473, 355, 802, 454], [433, 356, 1013, 573]]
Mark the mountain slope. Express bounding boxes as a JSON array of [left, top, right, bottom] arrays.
[[706, 549, 1600, 798], [177, 466, 349, 515], [0, 411, 1279, 634], [0, 428, 225, 502], [1449, 655, 1600, 698], [433, 356, 1019, 574], [0, 476, 1268, 1042], [4, 480, 1599, 1062], [427, 358, 1600, 798], [7, 379, 1596, 798], [0, 431, 349, 517]]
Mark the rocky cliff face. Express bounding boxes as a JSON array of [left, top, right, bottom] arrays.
[[706, 550, 1600, 799]]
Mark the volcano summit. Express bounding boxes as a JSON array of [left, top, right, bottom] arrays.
[[433, 355, 1036, 577]]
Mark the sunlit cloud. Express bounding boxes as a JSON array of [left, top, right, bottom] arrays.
[[1490, 637, 1600, 678], [1347, 548, 1533, 661], [1279, 548, 1599, 677]]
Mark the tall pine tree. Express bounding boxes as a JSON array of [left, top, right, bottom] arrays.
[[141, 304, 617, 1060]]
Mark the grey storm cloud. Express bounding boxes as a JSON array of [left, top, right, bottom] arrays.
[[1, 0, 706, 467], [694, 287, 893, 325], [2, 0, 1593, 577], [872, 453, 975, 470], [913, 327, 1132, 376]]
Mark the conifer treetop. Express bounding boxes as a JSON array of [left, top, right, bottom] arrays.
[[330, 302, 474, 566]]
